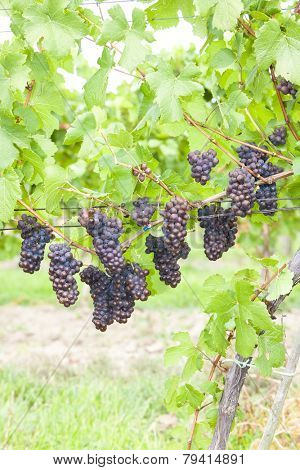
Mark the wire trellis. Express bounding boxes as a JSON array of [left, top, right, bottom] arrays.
[[1, 205, 300, 232]]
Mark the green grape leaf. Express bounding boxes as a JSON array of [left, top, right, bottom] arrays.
[[44, 163, 67, 213], [266, 269, 294, 301], [108, 130, 134, 149], [182, 353, 204, 381], [146, 0, 195, 30], [255, 20, 300, 84], [0, 168, 21, 222], [84, 49, 113, 109], [255, 334, 286, 376], [147, 63, 201, 121], [212, 0, 243, 32], [235, 316, 257, 357], [30, 82, 65, 136], [22, 149, 44, 178], [0, 115, 29, 170], [24, 0, 88, 57]]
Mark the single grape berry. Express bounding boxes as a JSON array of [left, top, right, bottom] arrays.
[[145, 234, 190, 288], [269, 126, 287, 146], [79, 209, 125, 275], [131, 198, 156, 227], [17, 214, 53, 274], [132, 163, 152, 182], [277, 79, 297, 98], [198, 205, 238, 261], [227, 168, 256, 217], [187, 149, 219, 185], [48, 244, 82, 307], [161, 197, 189, 255]]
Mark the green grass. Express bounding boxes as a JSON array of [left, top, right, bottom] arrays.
[[0, 367, 184, 450]]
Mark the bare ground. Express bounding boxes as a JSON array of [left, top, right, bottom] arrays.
[[0, 300, 299, 379]]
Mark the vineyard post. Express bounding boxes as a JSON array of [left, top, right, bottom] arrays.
[[209, 248, 300, 450], [259, 325, 300, 449]]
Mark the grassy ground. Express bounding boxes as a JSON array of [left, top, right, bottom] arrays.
[[0, 251, 299, 450]]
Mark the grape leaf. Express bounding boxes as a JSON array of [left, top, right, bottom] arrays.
[[84, 49, 113, 109], [23, 0, 87, 57], [44, 163, 67, 213], [147, 63, 201, 121], [266, 269, 294, 301], [30, 82, 65, 136], [0, 115, 29, 170], [146, 0, 195, 30], [212, 0, 243, 32], [0, 168, 21, 222]]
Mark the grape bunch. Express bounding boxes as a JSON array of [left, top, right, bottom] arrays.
[[161, 197, 189, 255], [80, 266, 112, 331], [145, 234, 190, 288], [255, 161, 283, 215], [131, 198, 156, 227], [269, 126, 287, 146], [79, 209, 125, 275], [187, 149, 219, 185], [227, 168, 256, 217], [17, 214, 53, 274], [236, 143, 269, 177], [81, 263, 150, 332], [198, 205, 238, 261], [277, 79, 297, 97], [48, 244, 82, 307], [132, 163, 152, 182]]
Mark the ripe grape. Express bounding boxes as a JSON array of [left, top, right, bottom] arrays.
[[131, 198, 156, 227], [145, 234, 190, 288], [187, 149, 219, 185], [255, 162, 283, 216], [78, 209, 125, 275], [161, 197, 189, 255], [269, 126, 287, 146], [227, 168, 256, 217], [18, 214, 53, 274], [277, 79, 297, 97], [198, 205, 238, 261], [48, 244, 82, 307], [236, 143, 269, 177], [81, 263, 150, 332], [132, 163, 152, 182]]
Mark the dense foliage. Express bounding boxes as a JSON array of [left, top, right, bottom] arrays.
[[0, 0, 299, 449]]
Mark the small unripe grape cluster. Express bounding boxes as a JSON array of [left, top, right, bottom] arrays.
[[269, 126, 287, 146], [18, 214, 53, 274], [132, 163, 151, 182], [187, 149, 219, 185], [145, 234, 190, 288], [161, 197, 189, 255], [80, 263, 150, 332], [49, 244, 82, 307], [277, 79, 297, 97], [131, 197, 156, 227], [78, 209, 125, 275], [227, 168, 256, 217], [198, 205, 238, 261]]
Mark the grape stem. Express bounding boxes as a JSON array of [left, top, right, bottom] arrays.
[[17, 199, 96, 256], [269, 65, 300, 142], [24, 80, 35, 108]]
